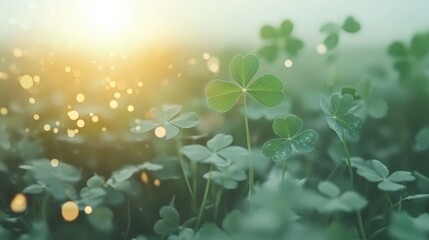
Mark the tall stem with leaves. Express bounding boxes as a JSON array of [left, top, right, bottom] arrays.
[[243, 94, 254, 195]]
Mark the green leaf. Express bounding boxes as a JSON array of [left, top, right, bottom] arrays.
[[154, 206, 180, 236], [368, 99, 388, 119], [205, 80, 242, 113], [415, 126, 429, 151], [320, 93, 362, 142], [247, 74, 284, 107], [204, 166, 247, 189], [229, 55, 259, 87], [338, 191, 367, 211], [260, 25, 278, 39], [263, 114, 318, 162], [357, 78, 373, 99], [411, 32, 429, 59], [258, 45, 278, 62], [130, 120, 158, 133], [87, 207, 114, 232], [87, 175, 105, 188], [285, 37, 304, 56], [320, 22, 339, 34], [389, 213, 426, 240], [23, 184, 44, 194], [324, 34, 339, 50], [403, 194, 429, 201], [153, 105, 182, 122], [272, 114, 302, 138], [393, 60, 412, 79], [181, 145, 211, 162], [170, 112, 199, 128], [222, 210, 243, 234], [372, 160, 389, 178], [196, 223, 229, 240], [318, 181, 340, 198], [388, 41, 408, 57], [342, 16, 361, 33], [378, 179, 405, 191], [207, 134, 233, 151], [280, 20, 293, 36], [388, 171, 415, 182]]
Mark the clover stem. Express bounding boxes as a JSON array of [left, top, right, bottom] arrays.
[[282, 160, 287, 182], [341, 140, 354, 185], [197, 165, 213, 229], [175, 138, 197, 209], [214, 188, 223, 222], [41, 193, 49, 220], [385, 192, 394, 209], [342, 140, 367, 240], [191, 160, 198, 198], [398, 189, 403, 212], [243, 94, 254, 195], [123, 197, 131, 240]]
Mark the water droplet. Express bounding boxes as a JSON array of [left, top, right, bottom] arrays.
[[61, 201, 79, 222], [10, 193, 27, 213]]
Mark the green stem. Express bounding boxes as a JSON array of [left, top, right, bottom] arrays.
[[281, 160, 287, 182], [214, 188, 223, 222], [342, 140, 366, 240], [123, 197, 131, 240], [41, 193, 49, 220], [191, 160, 198, 198], [369, 227, 387, 240], [385, 192, 394, 209], [398, 189, 403, 212], [341, 140, 354, 185], [357, 211, 367, 240], [175, 138, 197, 209], [197, 166, 213, 229], [243, 94, 254, 195]]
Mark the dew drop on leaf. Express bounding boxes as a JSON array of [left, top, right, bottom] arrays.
[[10, 193, 27, 213], [62, 201, 79, 222]]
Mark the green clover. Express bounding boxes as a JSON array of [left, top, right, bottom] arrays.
[[203, 165, 247, 190], [205, 55, 284, 113], [320, 16, 361, 51], [181, 134, 247, 167], [320, 93, 362, 142], [130, 105, 199, 140], [317, 181, 367, 213], [355, 159, 415, 192], [262, 114, 319, 162], [258, 20, 304, 61]]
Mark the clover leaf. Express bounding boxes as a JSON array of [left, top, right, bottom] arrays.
[[262, 114, 319, 162], [317, 181, 367, 213], [203, 165, 247, 189], [320, 16, 360, 52], [181, 134, 247, 167], [130, 105, 199, 140], [154, 199, 184, 236], [355, 159, 415, 191], [205, 55, 284, 113], [415, 126, 429, 151], [389, 212, 429, 240], [320, 93, 362, 142], [258, 20, 304, 61], [20, 159, 81, 200]]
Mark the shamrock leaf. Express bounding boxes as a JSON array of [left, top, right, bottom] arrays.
[[342, 16, 361, 33], [154, 202, 181, 236], [20, 159, 81, 200], [168, 228, 195, 240], [130, 105, 199, 140], [258, 20, 304, 61], [320, 93, 362, 142], [182, 134, 247, 167], [317, 181, 367, 213], [389, 212, 429, 240], [262, 114, 319, 162], [355, 159, 415, 191], [206, 55, 284, 113], [415, 126, 429, 151], [87, 207, 114, 232], [320, 16, 361, 52], [203, 165, 247, 189]]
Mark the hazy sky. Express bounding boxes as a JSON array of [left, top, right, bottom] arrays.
[[0, 0, 428, 50]]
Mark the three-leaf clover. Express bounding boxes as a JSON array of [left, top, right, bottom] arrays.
[[205, 55, 284, 113], [130, 105, 199, 140], [203, 165, 247, 189], [355, 159, 415, 191], [388, 31, 429, 79], [320, 93, 362, 142], [317, 181, 367, 213], [258, 19, 304, 61], [181, 134, 247, 167], [154, 199, 196, 237], [320, 16, 361, 51], [262, 114, 319, 162]]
